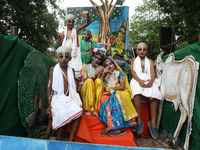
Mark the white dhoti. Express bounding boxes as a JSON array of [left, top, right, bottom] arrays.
[[130, 56, 162, 101], [68, 47, 82, 78], [130, 73, 162, 100], [51, 94, 83, 130], [51, 64, 83, 130]]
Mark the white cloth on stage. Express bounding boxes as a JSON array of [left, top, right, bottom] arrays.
[[51, 64, 83, 130], [62, 27, 82, 78], [130, 56, 162, 100]]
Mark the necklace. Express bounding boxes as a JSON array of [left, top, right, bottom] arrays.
[[141, 61, 145, 67], [81, 40, 92, 51]]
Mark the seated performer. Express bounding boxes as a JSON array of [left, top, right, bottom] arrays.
[[96, 56, 138, 137], [130, 42, 162, 139], [46, 45, 83, 141], [80, 46, 107, 116], [80, 29, 97, 64]]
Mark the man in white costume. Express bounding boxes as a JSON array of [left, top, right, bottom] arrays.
[[130, 42, 162, 139], [46, 45, 83, 141]]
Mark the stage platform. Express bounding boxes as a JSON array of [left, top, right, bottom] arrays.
[[0, 135, 169, 150], [63, 103, 151, 147]]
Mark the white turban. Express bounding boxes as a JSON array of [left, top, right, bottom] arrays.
[[65, 14, 75, 21], [56, 46, 72, 56]]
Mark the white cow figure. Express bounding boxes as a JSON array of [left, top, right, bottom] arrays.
[[155, 52, 199, 150], [154, 51, 165, 88]]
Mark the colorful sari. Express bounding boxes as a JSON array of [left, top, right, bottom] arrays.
[[96, 69, 138, 131], [80, 40, 97, 64]]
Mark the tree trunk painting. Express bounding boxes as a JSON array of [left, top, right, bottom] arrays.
[[89, 0, 117, 52]]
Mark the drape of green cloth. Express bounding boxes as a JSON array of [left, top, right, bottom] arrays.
[[0, 34, 55, 137]]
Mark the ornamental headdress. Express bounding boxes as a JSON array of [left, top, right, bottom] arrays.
[[90, 44, 107, 59]]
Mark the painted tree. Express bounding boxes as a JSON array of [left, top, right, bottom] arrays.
[[89, 0, 125, 51]]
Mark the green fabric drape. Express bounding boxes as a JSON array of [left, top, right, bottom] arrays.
[[160, 40, 200, 150], [0, 34, 55, 137]]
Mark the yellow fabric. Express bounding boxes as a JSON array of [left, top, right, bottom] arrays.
[[111, 51, 116, 57], [82, 66, 86, 75], [80, 78, 104, 113], [116, 90, 138, 121], [113, 62, 138, 121], [114, 62, 132, 97]]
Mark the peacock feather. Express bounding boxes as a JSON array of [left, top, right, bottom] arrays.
[[18, 50, 51, 138]]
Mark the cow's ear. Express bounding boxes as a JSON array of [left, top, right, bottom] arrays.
[[165, 53, 174, 64], [160, 51, 164, 57]]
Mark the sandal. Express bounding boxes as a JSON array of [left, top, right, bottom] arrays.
[[101, 129, 110, 136], [136, 121, 144, 135], [148, 121, 159, 139], [109, 129, 127, 137]]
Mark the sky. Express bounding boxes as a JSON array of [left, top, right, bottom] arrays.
[[59, 0, 143, 18], [58, 0, 143, 31]]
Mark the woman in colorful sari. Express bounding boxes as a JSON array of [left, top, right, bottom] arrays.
[[80, 29, 97, 64], [96, 56, 138, 137]]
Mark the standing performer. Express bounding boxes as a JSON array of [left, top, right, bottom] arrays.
[[80, 29, 97, 64], [58, 11, 90, 87]]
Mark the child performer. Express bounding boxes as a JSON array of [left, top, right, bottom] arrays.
[[96, 57, 138, 137], [58, 11, 90, 87], [46, 46, 83, 141], [80, 47, 107, 116], [130, 42, 162, 139], [80, 29, 97, 64]]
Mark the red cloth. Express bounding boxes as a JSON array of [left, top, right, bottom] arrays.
[[47, 103, 149, 144], [134, 103, 150, 138], [65, 115, 137, 147], [64, 115, 93, 143]]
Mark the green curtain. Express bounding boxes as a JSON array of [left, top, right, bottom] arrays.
[[0, 34, 55, 137], [160, 40, 200, 150]]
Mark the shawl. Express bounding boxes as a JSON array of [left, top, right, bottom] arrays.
[[52, 63, 76, 97], [62, 27, 77, 57], [133, 56, 151, 79]]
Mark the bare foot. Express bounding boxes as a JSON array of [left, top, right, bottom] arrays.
[[84, 112, 91, 117], [49, 136, 57, 140], [92, 111, 96, 116]]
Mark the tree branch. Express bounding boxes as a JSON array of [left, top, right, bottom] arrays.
[[90, 0, 104, 18], [89, 0, 98, 9], [109, 0, 114, 6], [108, 1, 116, 18], [100, 0, 106, 6]]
